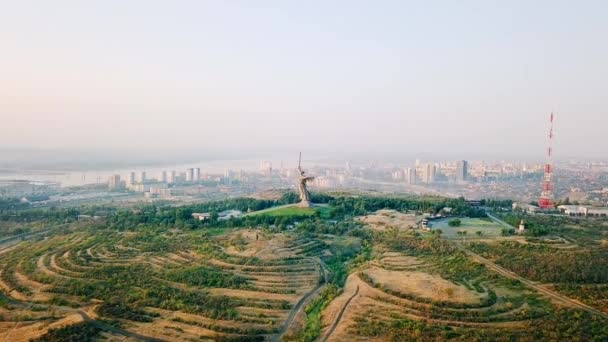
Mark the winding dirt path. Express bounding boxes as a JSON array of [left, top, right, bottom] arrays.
[[273, 257, 328, 342], [321, 285, 359, 342]]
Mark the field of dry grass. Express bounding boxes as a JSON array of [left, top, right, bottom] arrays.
[[0, 228, 329, 341], [321, 251, 542, 341], [356, 209, 418, 231]]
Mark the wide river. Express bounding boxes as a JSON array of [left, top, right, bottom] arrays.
[[0, 159, 262, 187]]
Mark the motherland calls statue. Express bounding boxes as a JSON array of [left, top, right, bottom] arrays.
[[297, 152, 314, 208]]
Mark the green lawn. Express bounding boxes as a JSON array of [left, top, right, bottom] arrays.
[[432, 218, 503, 239], [251, 206, 317, 217]]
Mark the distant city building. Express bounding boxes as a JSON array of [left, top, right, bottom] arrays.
[[422, 163, 436, 184], [149, 183, 170, 197], [0, 180, 59, 197], [193, 168, 201, 181], [160, 171, 167, 183], [138, 171, 146, 183], [456, 160, 468, 182], [224, 170, 235, 179], [186, 168, 194, 182], [108, 174, 123, 189], [128, 172, 136, 185], [558, 205, 608, 217], [407, 168, 416, 185], [391, 169, 405, 181], [313, 176, 335, 188], [167, 171, 176, 184], [130, 183, 150, 193], [259, 161, 272, 176]]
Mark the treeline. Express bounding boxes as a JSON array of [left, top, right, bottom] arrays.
[[352, 308, 608, 341], [166, 265, 250, 289], [52, 263, 242, 320], [500, 213, 608, 244], [325, 196, 485, 218], [5, 193, 486, 235], [0, 197, 29, 211], [31, 321, 100, 342], [106, 193, 301, 230], [97, 302, 159, 322], [470, 241, 608, 283], [0, 204, 115, 224], [479, 198, 513, 210], [104, 193, 483, 231]]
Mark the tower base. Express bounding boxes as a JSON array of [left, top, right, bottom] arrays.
[[298, 200, 313, 208]]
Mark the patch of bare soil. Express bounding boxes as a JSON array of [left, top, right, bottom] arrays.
[[0, 313, 83, 342], [364, 267, 484, 304], [356, 209, 417, 231], [13, 269, 52, 301]]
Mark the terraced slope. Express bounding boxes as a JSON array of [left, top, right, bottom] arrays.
[[0, 228, 326, 341], [322, 252, 548, 341]]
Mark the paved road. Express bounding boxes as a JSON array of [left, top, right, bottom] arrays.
[[273, 257, 329, 342], [321, 285, 359, 342], [486, 212, 515, 229], [455, 243, 608, 320]]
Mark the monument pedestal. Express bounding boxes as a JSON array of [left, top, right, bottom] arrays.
[[298, 200, 313, 208]]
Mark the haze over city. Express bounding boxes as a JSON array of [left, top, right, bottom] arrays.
[[2, 1, 608, 164], [3, 2, 608, 342]]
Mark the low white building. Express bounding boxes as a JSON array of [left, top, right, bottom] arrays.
[[192, 213, 211, 221], [218, 210, 242, 220], [512, 202, 539, 214], [558, 205, 608, 217]]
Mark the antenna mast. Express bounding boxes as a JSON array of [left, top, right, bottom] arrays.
[[539, 113, 555, 209]]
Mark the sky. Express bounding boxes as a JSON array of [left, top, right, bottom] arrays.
[[1, 0, 607, 163]]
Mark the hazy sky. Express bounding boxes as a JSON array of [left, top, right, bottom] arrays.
[[1, 1, 607, 161]]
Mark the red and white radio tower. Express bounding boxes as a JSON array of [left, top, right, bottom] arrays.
[[539, 113, 555, 209]]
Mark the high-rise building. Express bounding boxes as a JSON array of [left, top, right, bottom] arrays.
[[422, 163, 435, 184], [391, 170, 405, 180], [186, 168, 194, 182], [160, 171, 167, 183], [167, 171, 176, 184], [193, 168, 201, 181], [406, 168, 416, 185], [108, 174, 122, 189], [259, 161, 272, 176], [138, 171, 146, 183], [128, 172, 136, 185], [456, 160, 468, 182]]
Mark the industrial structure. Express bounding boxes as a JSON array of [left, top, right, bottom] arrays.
[[539, 113, 555, 209]]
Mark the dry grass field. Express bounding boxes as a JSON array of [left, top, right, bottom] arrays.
[[321, 251, 544, 341], [356, 210, 418, 231], [0, 228, 328, 341]]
